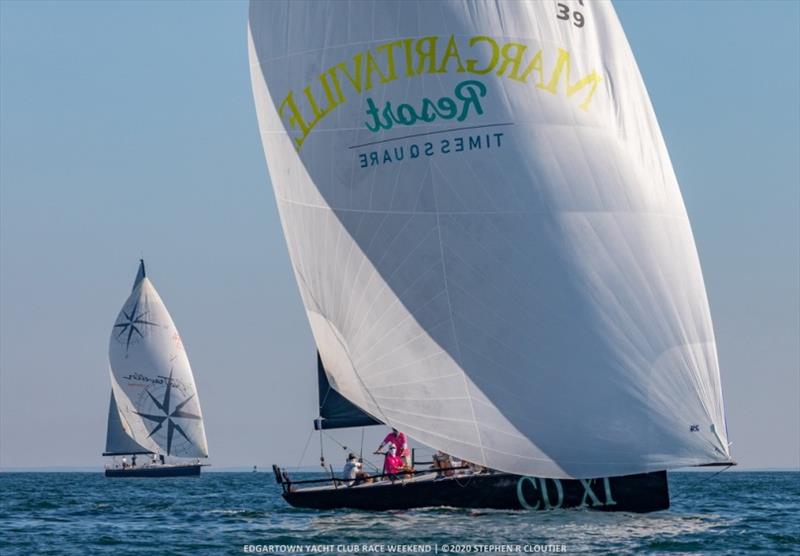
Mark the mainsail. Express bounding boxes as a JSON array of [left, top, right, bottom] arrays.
[[104, 390, 151, 456], [248, 0, 731, 478], [316, 351, 381, 430], [106, 261, 208, 458]]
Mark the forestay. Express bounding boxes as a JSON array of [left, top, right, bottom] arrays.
[[107, 262, 208, 458], [248, 0, 731, 478]]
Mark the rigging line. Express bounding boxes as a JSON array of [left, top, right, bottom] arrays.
[[294, 428, 315, 471], [324, 430, 380, 472], [362, 458, 381, 473], [318, 355, 333, 410], [319, 383, 332, 409], [323, 430, 350, 452], [670, 464, 735, 503], [319, 429, 325, 468]]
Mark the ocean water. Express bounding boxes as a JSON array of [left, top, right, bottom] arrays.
[[0, 471, 797, 555]]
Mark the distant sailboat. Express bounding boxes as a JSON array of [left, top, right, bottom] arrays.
[[249, 0, 734, 511], [103, 260, 209, 477]]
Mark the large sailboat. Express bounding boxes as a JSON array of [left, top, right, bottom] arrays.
[[248, 0, 734, 511], [103, 261, 209, 477]]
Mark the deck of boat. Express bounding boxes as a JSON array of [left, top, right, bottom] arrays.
[[278, 467, 670, 512], [104, 463, 205, 478]]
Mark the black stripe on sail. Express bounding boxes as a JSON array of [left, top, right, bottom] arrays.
[[171, 421, 193, 445], [146, 391, 166, 414], [171, 411, 202, 420], [170, 395, 196, 415]]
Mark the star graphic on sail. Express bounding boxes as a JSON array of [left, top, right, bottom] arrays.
[[114, 299, 158, 350], [135, 370, 201, 455]]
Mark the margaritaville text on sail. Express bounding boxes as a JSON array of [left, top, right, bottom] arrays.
[[275, 34, 602, 149]]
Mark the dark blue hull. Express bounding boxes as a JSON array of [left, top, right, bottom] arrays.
[[104, 464, 203, 478], [282, 470, 669, 513]]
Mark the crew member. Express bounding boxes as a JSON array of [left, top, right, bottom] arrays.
[[431, 451, 455, 478], [342, 453, 364, 486], [382, 444, 403, 481], [377, 428, 411, 467]]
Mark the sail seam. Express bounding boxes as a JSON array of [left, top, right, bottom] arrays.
[[430, 159, 488, 466], [347, 229, 443, 359], [279, 198, 693, 220], [355, 304, 451, 371], [367, 351, 454, 381], [368, 371, 463, 389]]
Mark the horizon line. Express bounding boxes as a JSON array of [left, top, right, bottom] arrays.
[[2, 466, 798, 473]]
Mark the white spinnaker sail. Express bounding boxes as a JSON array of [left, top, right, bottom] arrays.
[[108, 263, 208, 458], [248, 0, 730, 478]]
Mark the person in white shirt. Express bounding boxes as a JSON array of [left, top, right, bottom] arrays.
[[342, 453, 363, 486]]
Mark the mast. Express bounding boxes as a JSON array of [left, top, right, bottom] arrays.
[[132, 258, 145, 291]]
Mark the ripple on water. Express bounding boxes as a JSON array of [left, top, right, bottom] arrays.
[[0, 472, 798, 555]]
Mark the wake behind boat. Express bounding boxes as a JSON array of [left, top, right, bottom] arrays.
[[103, 260, 209, 478]]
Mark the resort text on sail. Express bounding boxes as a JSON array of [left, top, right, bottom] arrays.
[[276, 35, 603, 150]]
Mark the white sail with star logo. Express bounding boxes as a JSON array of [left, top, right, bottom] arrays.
[[105, 260, 208, 459]]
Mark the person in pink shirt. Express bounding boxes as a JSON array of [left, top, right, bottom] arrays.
[[377, 428, 411, 467], [382, 444, 403, 480]]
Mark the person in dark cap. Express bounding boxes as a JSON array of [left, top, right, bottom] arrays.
[[342, 453, 363, 486]]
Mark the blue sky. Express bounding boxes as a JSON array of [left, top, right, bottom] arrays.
[[1, 0, 798, 471]]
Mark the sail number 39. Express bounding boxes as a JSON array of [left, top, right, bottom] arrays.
[[556, 1, 585, 28]]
